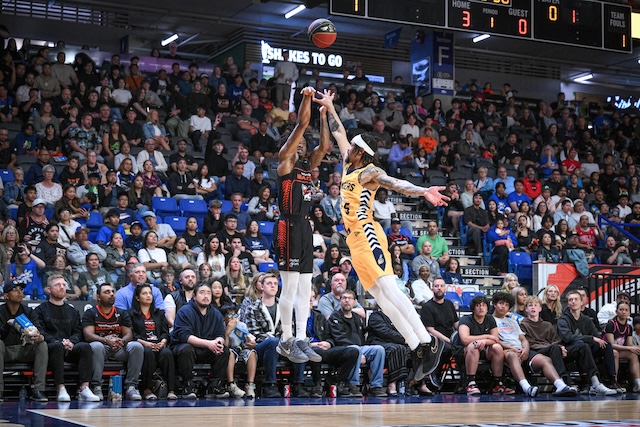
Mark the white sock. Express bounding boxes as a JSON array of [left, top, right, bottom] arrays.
[[591, 376, 600, 387], [553, 379, 568, 390], [519, 379, 532, 393], [294, 273, 312, 339], [278, 271, 300, 341], [635, 378, 640, 389], [369, 276, 430, 350]]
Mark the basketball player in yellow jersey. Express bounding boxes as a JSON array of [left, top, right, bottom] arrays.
[[313, 90, 449, 380]]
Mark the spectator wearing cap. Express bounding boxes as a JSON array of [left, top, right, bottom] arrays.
[[459, 119, 483, 147], [465, 97, 485, 127], [523, 165, 542, 200], [274, 50, 298, 105], [0, 280, 49, 402], [141, 211, 176, 250], [67, 227, 107, 274], [534, 185, 555, 213], [96, 209, 126, 248], [386, 218, 414, 257], [120, 107, 144, 146], [18, 197, 49, 246]]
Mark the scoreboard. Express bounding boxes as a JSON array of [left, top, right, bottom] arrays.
[[329, 0, 632, 53]]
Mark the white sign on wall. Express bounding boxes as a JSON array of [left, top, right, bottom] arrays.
[[260, 41, 343, 68]]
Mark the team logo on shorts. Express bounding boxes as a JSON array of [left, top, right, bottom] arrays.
[[289, 258, 300, 268]]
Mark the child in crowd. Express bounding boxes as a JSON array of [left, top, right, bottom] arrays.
[[81, 192, 97, 212], [125, 221, 144, 252], [16, 123, 37, 155], [96, 209, 126, 247], [220, 303, 257, 398], [157, 267, 179, 298], [59, 155, 84, 187]]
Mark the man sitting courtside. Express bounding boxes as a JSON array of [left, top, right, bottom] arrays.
[[171, 282, 230, 399], [0, 280, 48, 402], [82, 283, 144, 401], [33, 274, 101, 402]]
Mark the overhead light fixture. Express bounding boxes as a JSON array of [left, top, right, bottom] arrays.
[[473, 34, 490, 43], [161, 34, 178, 46], [285, 5, 306, 19], [637, 58, 640, 64], [573, 73, 593, 83]]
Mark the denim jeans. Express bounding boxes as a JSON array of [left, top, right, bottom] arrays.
[[348, 344, 386, 388]]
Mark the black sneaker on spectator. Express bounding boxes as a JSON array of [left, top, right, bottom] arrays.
[[348, 384, 363, 397], [368, 387, 388, 397], [310, 384, 323, 398], [292, 385, 310, 398], [263, 384, 281, 398]]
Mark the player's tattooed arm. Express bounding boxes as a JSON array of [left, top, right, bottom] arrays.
[[361, 165, 425, 197], [327, 112, 340, 132]]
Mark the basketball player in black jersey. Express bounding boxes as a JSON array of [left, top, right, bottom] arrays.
[[274, 87, 328, 363]]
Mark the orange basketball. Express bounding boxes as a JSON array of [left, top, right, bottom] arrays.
[[308, 18, 337, 49]]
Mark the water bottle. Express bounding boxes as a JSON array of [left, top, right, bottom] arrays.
[[19, 385, 27, 401], [88, 287, 94, 301], [399, 381, 406, 397]]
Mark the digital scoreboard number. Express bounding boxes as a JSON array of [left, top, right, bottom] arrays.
[[328, 0, 632, 53], [448, 0, 531, 38]]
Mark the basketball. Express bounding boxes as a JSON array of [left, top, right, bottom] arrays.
[[308, 18, 337, 49]]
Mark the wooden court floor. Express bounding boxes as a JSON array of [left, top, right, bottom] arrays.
[[29, 396, 640, 427]]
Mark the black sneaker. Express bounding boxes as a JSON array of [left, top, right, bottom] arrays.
[[368, 387, 388, 397], [263, 384, 281, 398], [292, 385, 310, 398], [415, 336, 444, 380], [348, 384, 363, 397], [337, 384, 353, 397], [310, 384, 323, 398]]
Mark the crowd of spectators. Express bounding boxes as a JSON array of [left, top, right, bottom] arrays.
[[1, 39, 640, 401]]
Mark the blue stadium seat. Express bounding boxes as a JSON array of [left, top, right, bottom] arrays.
[[180, 199, 207, 219], [460, 215, 469, 246], [88, 231, 98, 244], [136, 214, 149, 230], [259, 261, 278, 272], [385, 227, 415, 244], [196, 217, 204, 231], [220, 200, 232, 214], [445, 291, 463, 309], [163, 216, 187, 234], [509, 251, 533, 285], [336, 224, 345, 233], [8, 207, 17, 222], [45, 207, 54, 220], [86, 212, 104, 231], [461, 291, 486, 310], [152, 197, 179, 220], [259, 221, 275, 239], [241, 202, 249, 212], [0, 170, 14, 183]]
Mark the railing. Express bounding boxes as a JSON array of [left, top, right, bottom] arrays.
[[585, 272, 638, 314]]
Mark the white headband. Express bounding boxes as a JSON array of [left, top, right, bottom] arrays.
[[352, 134, 375, 156]]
